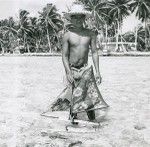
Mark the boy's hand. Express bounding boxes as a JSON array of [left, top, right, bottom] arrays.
[[66, 72, 74, 84], [95, 72, 102, 85]]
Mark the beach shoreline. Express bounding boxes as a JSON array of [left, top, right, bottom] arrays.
[[1, 51, 150, 57]]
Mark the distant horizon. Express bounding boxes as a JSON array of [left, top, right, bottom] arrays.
[[0, 0, 142, 33]]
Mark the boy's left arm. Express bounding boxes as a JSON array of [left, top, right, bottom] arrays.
[[90, 32, 102, 85]]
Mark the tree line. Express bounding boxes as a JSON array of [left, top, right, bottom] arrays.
[[0, 0, 150, 54], [0, 4, 63, 54]]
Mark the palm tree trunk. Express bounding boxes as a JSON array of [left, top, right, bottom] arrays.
[[120, 26, 126, 52], [145, 19, 148, 51], [55, 30, 62, 52], [105, 23, 108, 51], [23, 33, 26, 52], [135, 26, 138, 51], [36, 40, 39, 53], [27, 44, 30, 53], [1, 46, 5, 55], [115, 20, 119, 52], [46, 27, 52, 53]]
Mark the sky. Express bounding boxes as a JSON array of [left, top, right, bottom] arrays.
[[0, 0, 142, 33]]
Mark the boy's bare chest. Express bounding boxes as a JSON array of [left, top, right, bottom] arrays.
[[69, 32, 91, 46]]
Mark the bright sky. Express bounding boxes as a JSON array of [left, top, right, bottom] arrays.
[[122, 12, 141, 33], [0, 0, 142, 33]]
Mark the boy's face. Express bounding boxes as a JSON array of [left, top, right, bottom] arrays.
[[70, 14, 86, 27]]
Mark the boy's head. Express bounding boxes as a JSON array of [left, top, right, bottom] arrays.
[[64, 4, 91, 27], [70, 14, 86, 27]]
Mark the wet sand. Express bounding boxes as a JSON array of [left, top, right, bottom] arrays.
[[0, 56, 150, 147]]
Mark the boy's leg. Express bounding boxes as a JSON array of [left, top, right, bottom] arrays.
[[69, 107, 78, 125], [87, 110, 95, 121], [86, 105, 95, 121]]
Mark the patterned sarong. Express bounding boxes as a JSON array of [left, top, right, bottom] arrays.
[[50, 65, 108, 114]]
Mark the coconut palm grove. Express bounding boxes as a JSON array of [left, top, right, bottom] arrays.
[[0, 0, 150, 54]]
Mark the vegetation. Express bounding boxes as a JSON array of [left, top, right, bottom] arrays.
[[123, 25, 146, 51], [0, 1, 150, 54], [130, 0, 150, 51], [77, 0, 150, 51], [0, 3, 63, 54]]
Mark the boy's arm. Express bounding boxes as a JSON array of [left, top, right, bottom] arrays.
[[90, 32, 102, 84], [62, 32, 74, 83]]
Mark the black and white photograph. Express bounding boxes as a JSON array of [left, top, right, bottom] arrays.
[[0, 0, 150, 146]]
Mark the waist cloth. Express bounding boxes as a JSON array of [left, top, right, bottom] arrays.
[[50, 64, 109, 113]]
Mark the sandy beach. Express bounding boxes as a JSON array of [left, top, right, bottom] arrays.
[[0, 56, 150, 147]]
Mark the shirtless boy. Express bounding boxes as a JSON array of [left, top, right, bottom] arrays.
[[51, 9, 108, 123], [62, 14, 102, 86]]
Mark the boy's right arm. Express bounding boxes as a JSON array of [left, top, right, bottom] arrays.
[[62, 32, 74, 83]]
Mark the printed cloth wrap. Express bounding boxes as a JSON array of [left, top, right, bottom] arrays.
[[50, 65, 108, 113]]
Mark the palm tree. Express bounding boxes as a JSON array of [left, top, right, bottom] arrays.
[[129, 0, 150, 51], [17, 10, 33, 53], [136, 26, 145, 51], [76, 0, 109, 30], [2, 17, 18, 53], [0, 19, 10, 54], [39, 4, 63, 53], [28, 17, 40, 52], [75, 0, 111, 51], [0, 29, 5, 54], [0, 20, 5, 54], [123, 25, 145, 51], [108, 0, 130, 51]]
